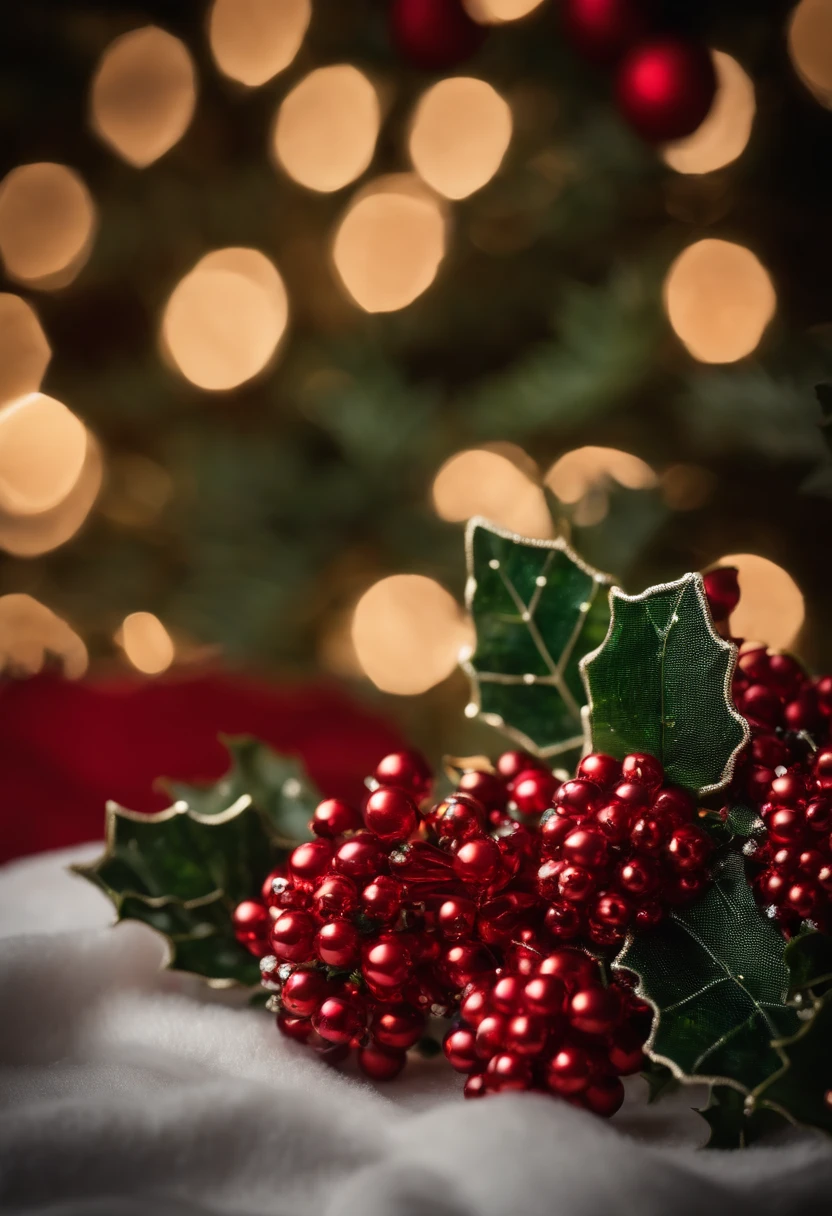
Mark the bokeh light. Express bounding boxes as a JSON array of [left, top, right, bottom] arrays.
[[0, 163, 96, 286], [715, 554, 805, 649], [0, 393, 88, 516], [209, 0, 311, 86], [272, 65, 381, 193], [0, 295, 51, 405], [663, 51, 755, 175], [788, 0, 832, 109], [332, 175, 446, 312], [90, 26, 197, 167], [432, 447, 552, 538], [0, 435, 103, 557], [545, 446, 656, 526], [118, 611, 176, 674], [464, 0, 545, 21], [161, 247, 288, 390], [352, 574, 473, 695], [0, 594, 88, 679], [663, 239, 776, 363], [409, 77, 513, 200]]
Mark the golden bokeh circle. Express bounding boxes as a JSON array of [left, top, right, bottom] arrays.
[[273, 65, 381, 193], [118, 611, 175, 674], [663, 51, 755, 175], [0, 295, 51, 405], [409, 77, 513, 200], [0, 393, 88, 516], [788, 0, 832, 109], [715, 553, 805, 650], [90, 26, 197, 167], [432, 448, 552, 538], [0, 163, 96, 286], [352, 574, 473, 695], [209, 0, 311, 86], [664, 239, 776, 363], [332, 175, 446, 313]]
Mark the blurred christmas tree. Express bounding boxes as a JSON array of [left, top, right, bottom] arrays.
[[1, 0, 832, 759]]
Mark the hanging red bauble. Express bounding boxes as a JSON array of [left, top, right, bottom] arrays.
[[561, 0, 647, 65], [616, 38, 717, 143], [391, 0, 485, 71]]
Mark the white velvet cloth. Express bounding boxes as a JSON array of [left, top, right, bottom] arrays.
[[2, 846, 832, 1216]]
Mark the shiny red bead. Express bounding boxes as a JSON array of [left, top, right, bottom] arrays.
[[485, 1051, 533, 1091], [577, 753, 621, 789], [460, 982, 491, 1027], [371, 1004, 425, 1050], [511, 768, 560, 816], [311, 798, 363, 838], [593, 891, 632, 929], [373, 749, 432, 798], [621, 752, 664, 792], [584, 1074, 625, 1117], [546, 1045, 594, 1094], [476, 1013, 508, 1057], [312, 995, 365, 1045], [506, 1014, 549, 1056], [360, 876, 403, 923], [558, 865, 597, 903], [333, 833, 384, 881], [616, 856, 658, 896], [358, 1042, 407, 1081], [281, 968, 329, 1018], [364, 786, 418, 846], [444, 1026, 478, 1072], [288, 840, 334, 887], [232, 899, 270, 956], [442, 942, 493, 989], [555, 779, 604, 819], [312, 875, 358, 920], [277, 1012, 314, 1043], [464, 1071, 488, 1099], [269, 910, 316, 963], [454, 838, 503, 886], [523, 974, 566, 1017], [432, 793, 485, 841], [561, 826, 609, 869], [457, 769, 508, 812], [543, 900, 583, 940], [703, 565, 740, 621], [362, 935, 412, 994], [608, 1024, 646, 1075], [666, 824, 711, 871], [569, 985, 620, 1035], [538, 949, 598, 989], [490, 974, 526, 1015], [437, 896, 477, 940], [315, 919, 360, 968], [595, 801, 633, 844], [496, 750, 542, 781]]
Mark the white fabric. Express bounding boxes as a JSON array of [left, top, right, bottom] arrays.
[[1, 846, 831, 1216]]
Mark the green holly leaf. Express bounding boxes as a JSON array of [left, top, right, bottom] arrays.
[[698, 1085, 789, 1149], [752, 992, 832, 1135], [641, 1059, 680, 1105], [73, 740, 319, 985], [615, 855, 799, 1094], [784, 931, 832, 999], [581, 572, 748, 794], [462, 517, 614, 757], [164, 735, 318, 846]]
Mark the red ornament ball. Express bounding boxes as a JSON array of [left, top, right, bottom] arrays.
[[616, 38, 717, 143], [372, 749, 432, 799], [232, 899, 270, 956], [364, 786, 419, 845], [358, 1042, 407, 1081], [561, 0, 647, 65], [390, 0, 484, 71], [311, 798, 362, 838], [511, 768, 560, 816], [703, 566, 740, 623]]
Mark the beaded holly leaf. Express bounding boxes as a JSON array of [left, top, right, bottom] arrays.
[[580, 572, 749, 795], [73, 738, 317, 986], [615, 855, 799, 1096], [462, 517, 615, 757]]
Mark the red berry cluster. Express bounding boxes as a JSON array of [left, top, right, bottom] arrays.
[[747, 748, 832, 936], [232, 746, 661, 1108], [536, 752, 713, 949], [444, 948, 650, 1109]]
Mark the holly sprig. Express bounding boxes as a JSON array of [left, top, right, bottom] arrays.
[[74, 737, 317, 986]]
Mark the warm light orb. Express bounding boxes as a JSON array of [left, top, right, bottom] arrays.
[[788, 0, 832, 109], [0, 163, 96, 286], [545, 447, 656, 528], [0, 295, 51, 405], [464, 0, 544, 23], [352, 574, 473, 695], [664, 51, 755, 174], [332, 175, 446, 313], [209, 0, 311, 86], [90, 26, 197, 167], [715, 554, 805, 650], [0, 435, 103, 557], [0, 393, 88, 516], [432, 448, 552, 538], [273, 65, 381, 193], [118, 611, 175, 674], [664, 239, 776, 364], [0, 594, 88, 680], [162, 248, 288, 390], [409, 77, 513, 200]]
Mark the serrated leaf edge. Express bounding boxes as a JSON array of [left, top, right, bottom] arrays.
[[612, 857, 792, 1098], [69, 793, 259, 989], [461, 515, 616, 758], [579, 572, 750, 796], [750, 993, 832, 1131]]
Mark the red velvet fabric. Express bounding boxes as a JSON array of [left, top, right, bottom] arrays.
[[0, 671, 403, 864]]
